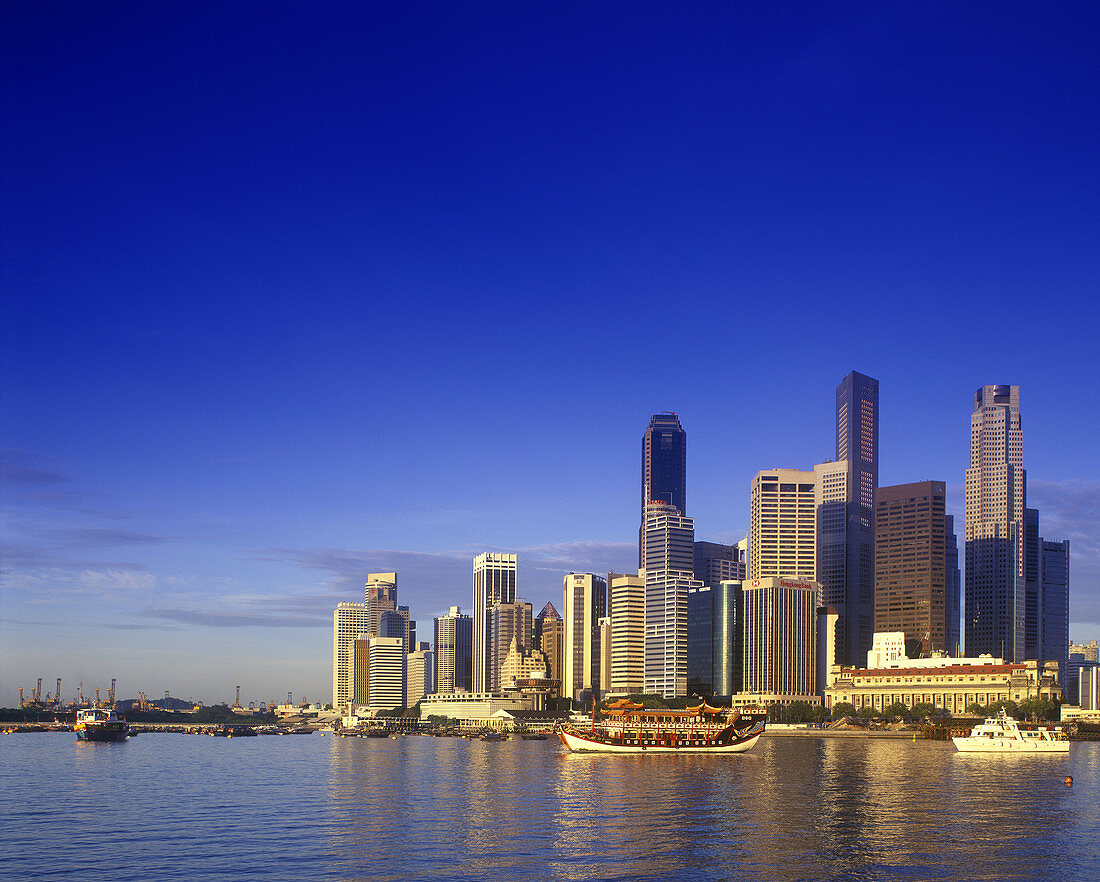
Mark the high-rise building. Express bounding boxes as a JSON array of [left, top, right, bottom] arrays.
[[533, 602, 564, 698], [490, 600, 533, 693], [599, 616, 612, 700], [741, 577, 819, 701], [641, 413, 687, 564], [874, 482, 949, 658], [563, 573, 607, 702], [608, 572, 646, 696], [498, 638, 549, 689], [945, 515, 961, 656], [1039, 539, 1070, 688], [749, 469, 818, 581], [693, 541, 746, 587], [642, 502, 700, 698], [687, 585, 715, 697], [364, 572, 398, 633], [835, 371, 879, 669], [472, 553, 517, 693], [434, 606, 472, 694], [407, 641, 434, 705], [364, 636, 406, 711], [712, 581, 744, 698], [333, 602, 372, 709], [965, 385, 1028, 660], [815, 458, 855, 663]]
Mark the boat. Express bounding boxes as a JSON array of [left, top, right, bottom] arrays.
[[556, 699, 767, 753], [952, 710, 1069, 752], [74, 707, 129, 742]]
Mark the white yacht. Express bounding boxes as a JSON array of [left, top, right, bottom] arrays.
[[952, 710, 1068, 753]]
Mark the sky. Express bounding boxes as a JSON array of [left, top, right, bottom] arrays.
[[2, 2, 1099, 708]]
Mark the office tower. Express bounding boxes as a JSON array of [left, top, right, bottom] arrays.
[[874, 481, 949, 657], [609, 572, 645, 696], [534, 602, 564, 698], [712, 581, 744, 698], [741, 577, 819, 700], [1068, 641, 1098, 706], [1082, 666, 1100, 712], [434, 606, 473, 694], [945, 515, 961, 656], [641, 412, 687, 563], [749, 469, 818, 581], [1039, 539, 1070, 688], [815, 459, 854, 660], [835, 371, 879, 668], [333, 602, 372, 709], [693, 540, 746, 586], [1023, 507, 1041, 659], [490, 600, 533, 692], [563, 573, 607, 702], [498, 638, 549, 689], [965, 385, 1027, 660], [687, 585, 714, 697], [599, 616, 612, 700], [364, 572, 397, 632], [642, 501, 700, 698], [472, 553, 517, 693], [407, 641, 434, 705], [378, 609, 405, 641], [366, 637, 406, 711], [351, 636, 372, 707]]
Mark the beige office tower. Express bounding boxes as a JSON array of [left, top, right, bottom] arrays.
[[598, 616, 612, 700], [364, 572, 397, 630], [333, 601, 371, 709], [875, 481, 948, 657], [741, 577, 820, 701], [563, 573, 607, 702], [749, 469, 819, 582], [365, 636, 406, 712], [965, 385, 1027, 661], [534, 605, 565, 698], [472, 553, 517, 693], [490, 600, 533, 692], [609, 572, 646, 696], [407, 641, 434, 705]]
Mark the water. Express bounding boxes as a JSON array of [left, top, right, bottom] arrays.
[[3, 732, 1098, 880]]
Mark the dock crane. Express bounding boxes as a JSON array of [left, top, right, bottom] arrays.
[[78, 682, 85, 706], [55, 678, 62, 709], [35, 678, 43, 704], [94, 687, 101, 707], [18, 687, 24, 708], [108, 679, 116, 707]]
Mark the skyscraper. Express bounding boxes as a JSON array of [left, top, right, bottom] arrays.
[[693, 541, 746, 587], [642, 501, 700, 698], [836, 371, 878, 668], [741, 577, 819, 701], [562, 573, 607, 702], [472, 553, 517, 692], [874, 482, 948, 657], [534, 602, 564, 698], [945, 515, 962, 656], [433, 606, 472, 694], [608, 572, 645, 696], [333, 602, 372, 709], [490, 600, 533, 693], [641, 413, 686, 563], [965, 385, 1027, 660], [749, 469, 818, 581], [1039, 539, 1070, 688]]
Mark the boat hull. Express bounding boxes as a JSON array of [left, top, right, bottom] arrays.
[[557, 722, 763, 754], [76, 723, 129, 743], [952, 737, 1069, 753]]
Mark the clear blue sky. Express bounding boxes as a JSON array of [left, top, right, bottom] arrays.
[[3, 2, 1098, 707]]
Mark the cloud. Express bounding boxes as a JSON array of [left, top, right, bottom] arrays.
[[46, 528, 166, 548], [141, 607, 328, 629], [0, 449, 70, 486]]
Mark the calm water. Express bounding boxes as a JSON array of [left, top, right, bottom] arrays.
[[3, 732, 1099, 881]]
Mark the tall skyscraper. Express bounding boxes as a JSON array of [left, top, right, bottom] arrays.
[[749, 469, 818, 581], [1039, 539, 1070, 688], [741, 577, 819, 701], [965, 385, 1027, 660], [333, 602, 372, 709], [563, 573, 607, 702], [712, 580, 744, 698], [874, 482, 949, 658], [364, 572, 398, 633], [407, 641, 434, 705], [472, 553, 517, 693], [836, 371, 878, 668], [490, 600, 533, 692], [693, 541, 746, 587], [534, 602, 564, 698], [608, 572, 645, 696], [641, 413, 687, 563], [433, 606, 472, 694], [687, 585, 715, 697], [945, 515, 961, 656], [642, 501, 700, 698]]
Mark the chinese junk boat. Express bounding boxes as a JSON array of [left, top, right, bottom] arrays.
[[74, 707, 130, 742], [556, 699, 766, 753]]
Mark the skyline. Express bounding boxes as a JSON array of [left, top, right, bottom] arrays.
[[3, 3, 1099, 705]]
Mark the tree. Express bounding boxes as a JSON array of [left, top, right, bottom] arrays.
[[857, 706, 878, 721], [911, 702, 938, 720], [883, 702, 910, 721], [965, 702, 986, 716], [831, 702, 857, 719]]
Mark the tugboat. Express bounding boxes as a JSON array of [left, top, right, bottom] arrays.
[[557, 699, 766, 753], [74, 707, 129, 742]]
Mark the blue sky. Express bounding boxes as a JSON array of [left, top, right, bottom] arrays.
[[3, 2, 1098, 707]]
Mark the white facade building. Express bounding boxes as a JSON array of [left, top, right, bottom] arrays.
[[472, 553, 517, 693], [609, 572, 645, 696], [740, 577, 820, 703], [333, 602, 372, 709]]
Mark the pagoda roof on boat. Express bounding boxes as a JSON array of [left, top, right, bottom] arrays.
[[602, 702, 731, 718]]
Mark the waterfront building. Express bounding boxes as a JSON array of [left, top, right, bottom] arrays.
[[693, 540, 745, 586], [687, 585, 715, 697], [739, 577, 819, 704], [407, 641, 434, 705], [814, 458, 855, 663], [490, 600, 533, 692], [419, 691, 548, 728], [472, 553, 517, 693], [824, 654, 1062, 716], [598, 617, 612, 699], [713, 580, 744, 698], [1039, 539, 1070, 689], [640, 412, 687, 563], [945, 515, 961, 656], [498, 637, 548, 688], [350, 635, 407, 712], [333, 601, 372, 709], [1081, 666, 1100, 712], [867, 632, 907, 668], [608, 572, 645, 696], [874, 481, 949, 657], [533, 602, 564, 698], [835, 370, 879, 669], [642, 502, 700, 698], [1070, 640, 1100, 662], [964, 385, 1028, 661], [434, 606, 473, 694], [563, 573, 607, 702], [749, 469, 818, 582]]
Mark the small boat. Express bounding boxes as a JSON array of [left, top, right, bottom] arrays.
[[557, 699, 767, 754], [479, 731, 504, 741], [75, 708, 129, 742], [952, 710, 1069, 752]]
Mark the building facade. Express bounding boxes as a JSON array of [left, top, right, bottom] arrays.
[[434, 606, 473, 694], [333, 602, 372, 709], [740, 577, 819, 703], [749, 469, 818, 582], [490, 600, 533, 693], [562, 573, 607, 702], [608, 572, 645, 696], [945, 514, 961, 656], [874, 481, 949, 657], [1039, 539, 1070, 688], [641, 412, 687, 526], [407, 641, 434, 706], [693, 540, 746, 586], [472, 553, 517, 693], [533, 601, 564, 698]]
